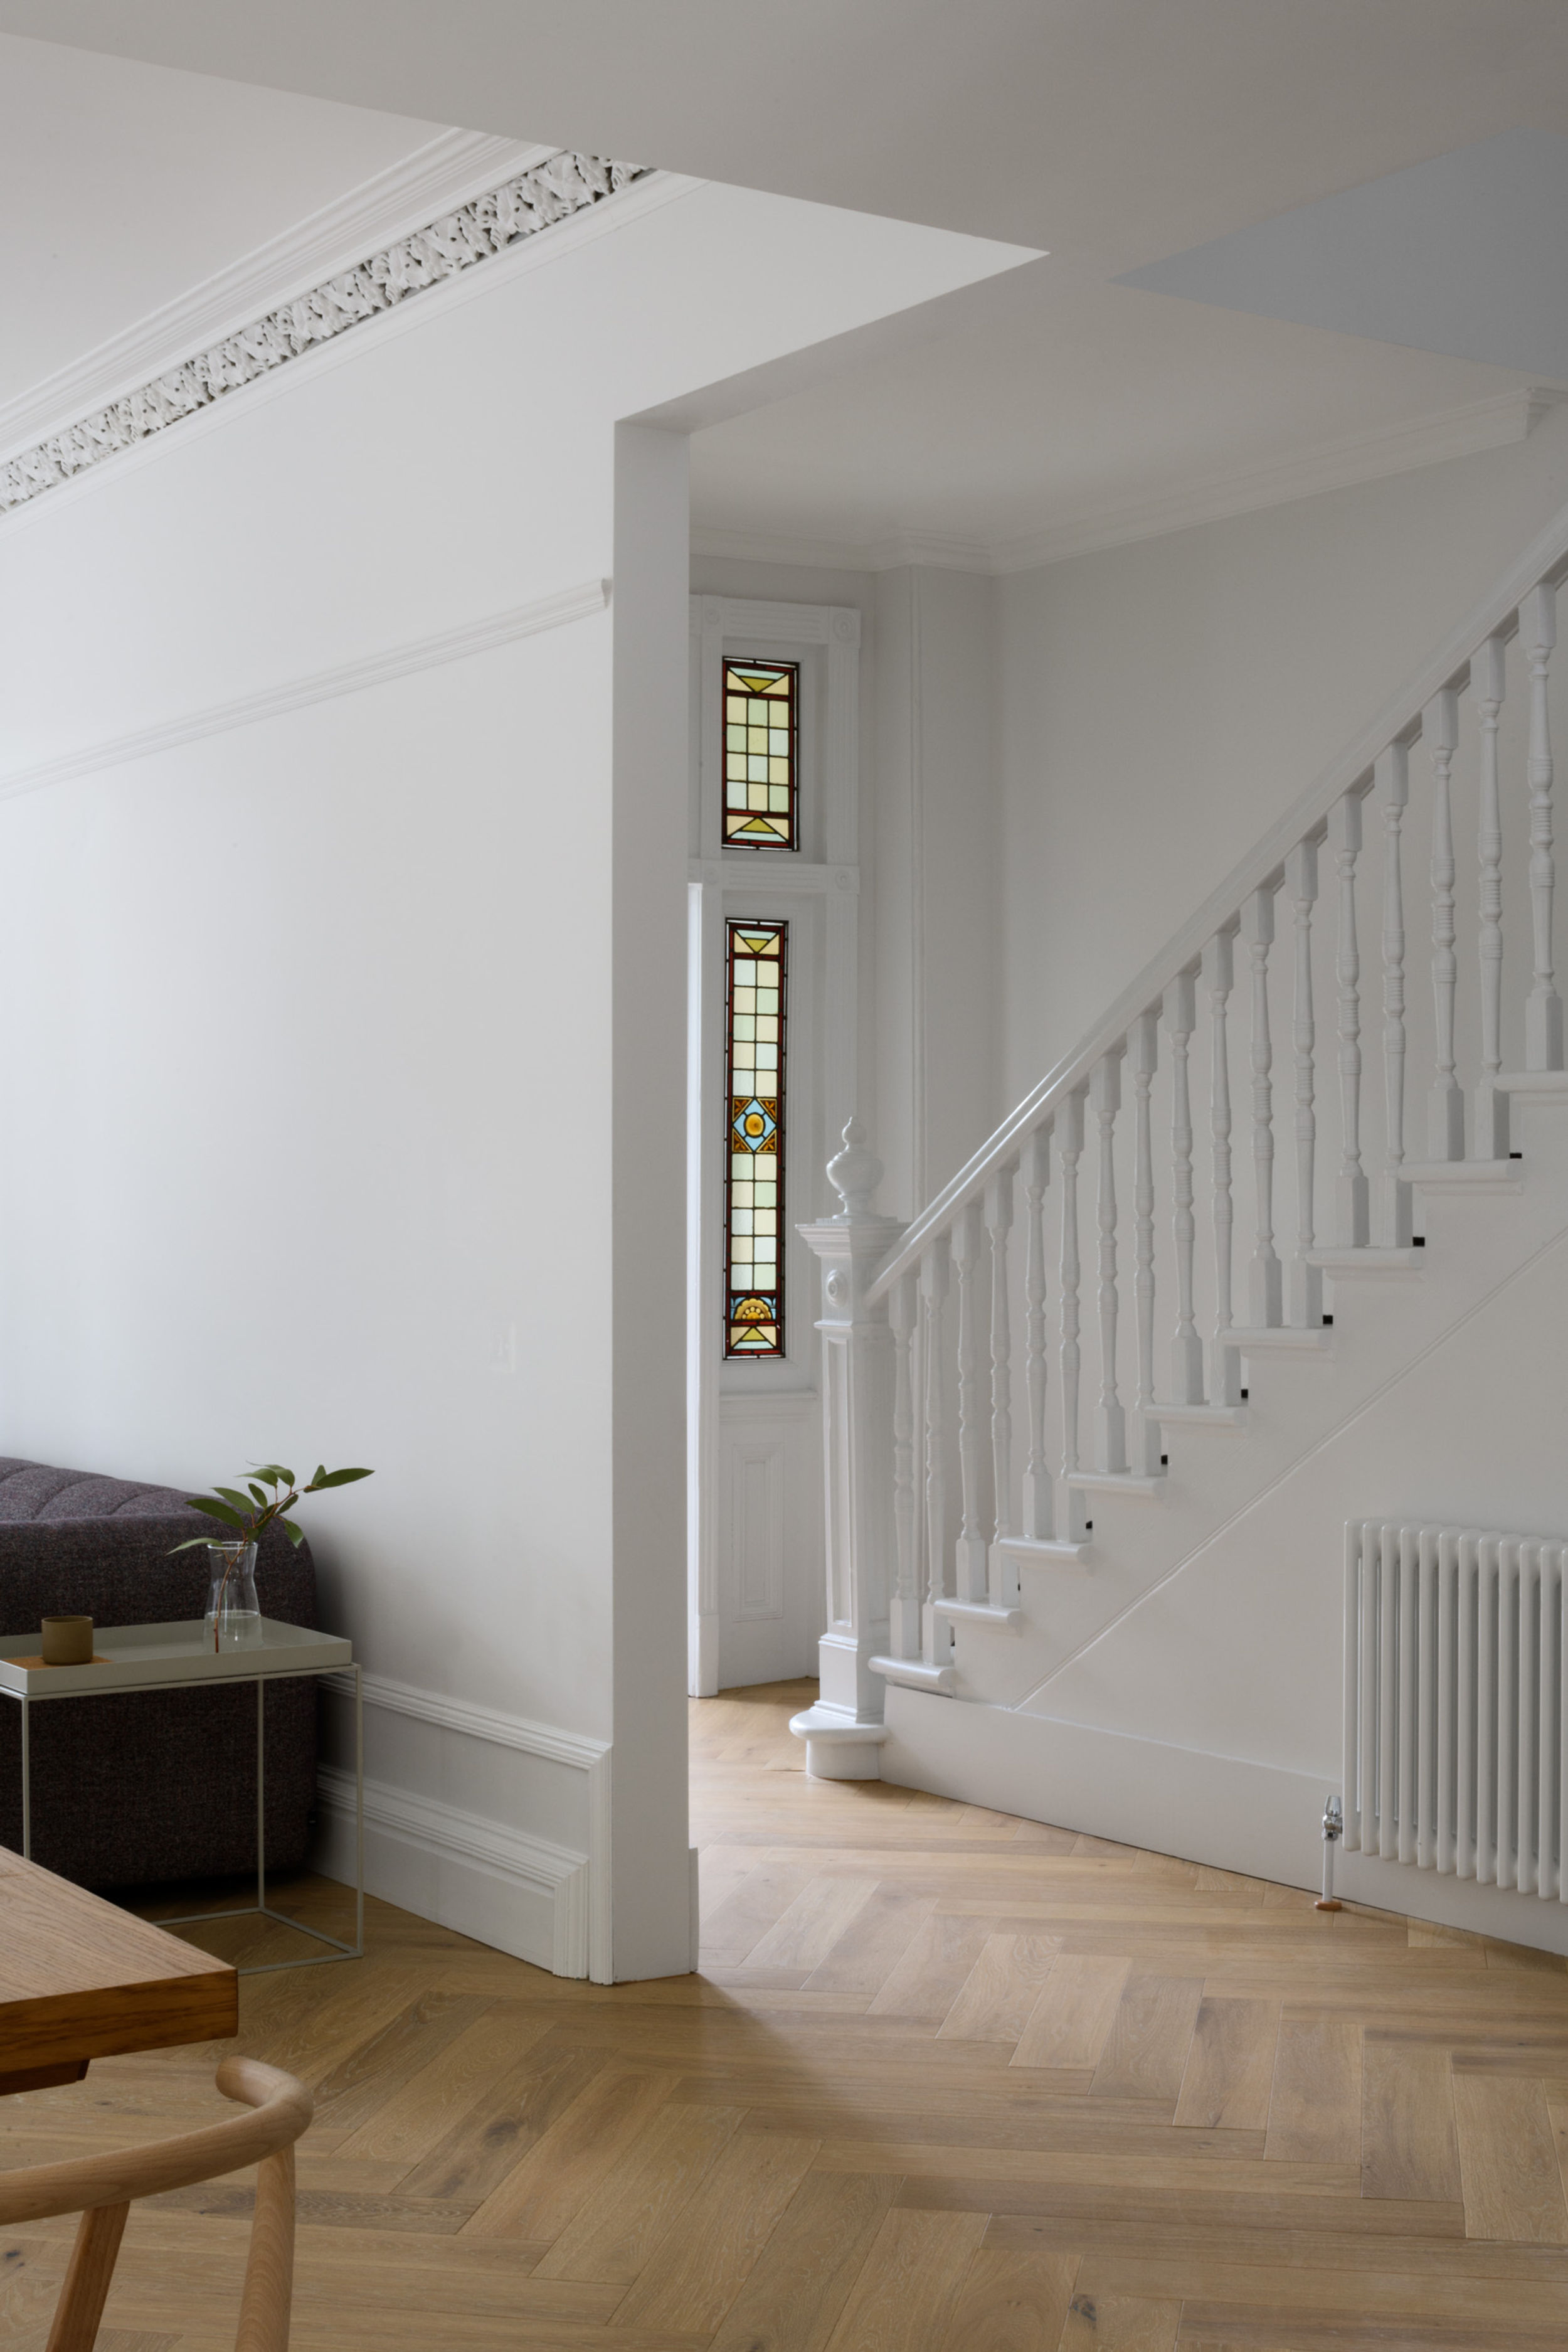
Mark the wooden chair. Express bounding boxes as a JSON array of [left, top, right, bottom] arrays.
[[0, 2055, 312, 2352]]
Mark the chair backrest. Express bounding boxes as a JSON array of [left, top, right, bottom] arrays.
[[0, 2055, 312, 2352]]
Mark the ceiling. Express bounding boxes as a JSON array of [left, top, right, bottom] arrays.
[[5, 3, 1568, 569], [0, 33, 442, 416]]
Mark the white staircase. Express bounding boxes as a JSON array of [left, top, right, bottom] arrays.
[[792, 494, 1568, 1950]]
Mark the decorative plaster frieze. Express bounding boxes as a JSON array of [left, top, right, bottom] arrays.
[[1, 150, 647, 515]]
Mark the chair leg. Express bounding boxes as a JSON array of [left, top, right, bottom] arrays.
[[46, 2201, 129, 2352], [235, 2144, 296, 2352]]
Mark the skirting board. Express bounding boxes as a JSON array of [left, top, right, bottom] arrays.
[[879, 1686, 1568, 1959], [315, 1764, 590, 1977]]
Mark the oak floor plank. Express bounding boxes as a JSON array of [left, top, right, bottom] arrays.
[[1362, 2036, 1463, 2203], [1173, 1998, 1279, 2132], [1452, 2073, 1568, 2242], [1060, 2287, 1182, 2349], [1014, 1956, 1133, 2070], [938, 1934, 1063, 2043], [937, 2245, 1079, 2350], [803, 1883, 940, 1998], [701, 1854, 820, 1961], [867, 1913, 995, 2026], [310, 1989, 492, 2137], [1091, 1974, 1204, 2104], [534, 2102, 744, 2285], [334, 2006, 558, 2168], [396, 2042, 607, 2205], [818, 2208, 989, 2352], [460, 2064, 675, 2241], [1264, 2018, 1362, 2164], [707, 2169, 900, 2352], [610, 2129, 820, 2333], [745, 1875, 881, 1972]]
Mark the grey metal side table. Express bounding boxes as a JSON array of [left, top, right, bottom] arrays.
[[0, 1617, 363, 1975]]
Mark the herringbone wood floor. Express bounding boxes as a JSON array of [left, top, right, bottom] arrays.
[[5, 1681, 1568, 2348]]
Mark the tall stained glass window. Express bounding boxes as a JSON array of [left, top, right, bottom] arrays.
[[725, 919, 787, 1356], [723, 659, 798, 849]]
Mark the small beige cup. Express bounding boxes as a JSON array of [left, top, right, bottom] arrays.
[[41, 1614, 93, 1666]]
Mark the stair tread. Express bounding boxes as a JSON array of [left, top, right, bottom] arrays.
[[871, 1654, 955, 1694], [1152, 1400, 1248, 1426], [1399, 1159, 1523, 1187], [933, 1598, 1022, 1627], [997, 1534, 1092, 1563], [1219, 1325, 1333, 1352], [1066, 1469, 1167, 1496], [1308, 1247, 1426, 1272]]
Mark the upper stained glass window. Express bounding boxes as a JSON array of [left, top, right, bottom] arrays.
[[723, 659, 798, 850], [725, 919, 787, 1358]]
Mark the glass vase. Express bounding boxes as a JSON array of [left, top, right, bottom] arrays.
[[206, 1539, 262, 1650]]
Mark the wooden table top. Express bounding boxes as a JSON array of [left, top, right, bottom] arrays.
[[0, 1846, 236, 2095]]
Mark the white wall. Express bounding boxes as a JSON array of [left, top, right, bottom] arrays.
[[997, 397, 1568, 1109], [0, 176, 1024, 1977]]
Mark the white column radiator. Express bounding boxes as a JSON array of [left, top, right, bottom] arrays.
[[1343, 1520, 1568, 1897]]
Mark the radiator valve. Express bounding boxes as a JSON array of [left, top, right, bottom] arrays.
[[1316, 1794, 1344, 1912]]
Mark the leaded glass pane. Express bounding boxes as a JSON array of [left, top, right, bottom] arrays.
[[722, 659, 798, 849], [725, 918, 787, 1357]]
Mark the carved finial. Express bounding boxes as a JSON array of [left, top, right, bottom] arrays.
[[827, 1118, 883, 1221]]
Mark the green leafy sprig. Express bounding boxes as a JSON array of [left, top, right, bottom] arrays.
[[171, 1462, 373, 1555]]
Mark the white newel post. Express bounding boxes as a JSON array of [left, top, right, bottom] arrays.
[[792, 1120, 904, 1780]]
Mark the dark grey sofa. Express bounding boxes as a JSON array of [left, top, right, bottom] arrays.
[[0, 1457, 319, 1890]]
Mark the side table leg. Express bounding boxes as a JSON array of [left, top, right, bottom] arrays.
[[257, 1678, 266, 1921], [20, 1696, 29, 1863], [354, 1664, 364, 1957]]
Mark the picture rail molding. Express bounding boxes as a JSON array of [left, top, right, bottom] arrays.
[[0, 577, 612, 803]]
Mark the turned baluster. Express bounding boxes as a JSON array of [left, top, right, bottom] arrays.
[[1475, 634, 1509, 1156], [888, 1269, 920, 1658], [1286, 839, 1321, 1326], [985, 1169, 1015, 1604], [1059, 1087, 1085, 1491], [1020, 1124, 1053, 1540], [1523, 583, 1562, 1072], [1330, 788, 1369, 1245], [1164, 971, 1203, 1405], [1244, 885, 1282, 1328], [953, 1203, 987, 1604], [1378, 741, 1413, 1247], [920, 1240, 951, 1666], [1426, 686, 1464, 1159], [1204, 929, 1240, 1404], [1130, 1011, 1160, 1472], [1091, 1050, 1127, 1474]]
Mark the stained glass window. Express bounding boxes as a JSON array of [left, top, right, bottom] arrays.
[[723, 659, 798, 850], [725, 919, 787, 1357]]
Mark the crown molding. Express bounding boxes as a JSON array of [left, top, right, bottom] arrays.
[[0, 130, 546, 467], [988, 383, 1568, 572], [0, 171, 696, 548], [0, 575, 610, 803], [690, 523, 991, 575], [692, 384, 1568, 583], [1, 149, 651, 517]]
